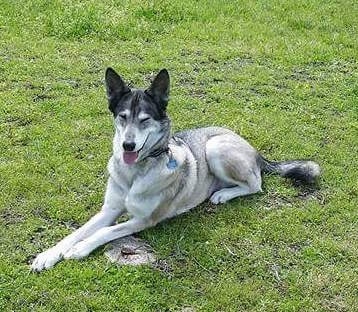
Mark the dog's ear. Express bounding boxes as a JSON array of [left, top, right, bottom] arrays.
[[105, 67, 130, 114], [146, 69, 170, 111]]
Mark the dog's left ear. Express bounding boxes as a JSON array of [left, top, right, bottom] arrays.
[[146, 69, 170, 111]]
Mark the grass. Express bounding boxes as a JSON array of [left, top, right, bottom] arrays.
[[0, 0, 357, 311]]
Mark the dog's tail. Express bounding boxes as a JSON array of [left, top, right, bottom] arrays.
[[258, 155, 321, 184]]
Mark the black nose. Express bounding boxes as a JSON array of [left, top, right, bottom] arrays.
[[123, 141, 136, 151]]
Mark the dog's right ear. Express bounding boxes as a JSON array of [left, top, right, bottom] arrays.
[[105, 68, 130, 114]]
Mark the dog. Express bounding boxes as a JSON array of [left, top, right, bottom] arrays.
[[31, 68, 320, 271]]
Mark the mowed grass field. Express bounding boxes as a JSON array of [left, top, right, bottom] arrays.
[[0, 0, 357, 311]]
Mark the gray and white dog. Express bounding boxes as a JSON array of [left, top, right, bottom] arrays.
[[31, 68, 320, 271]]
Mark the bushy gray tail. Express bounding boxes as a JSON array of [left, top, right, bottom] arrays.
[[258, 155, 321, 184]]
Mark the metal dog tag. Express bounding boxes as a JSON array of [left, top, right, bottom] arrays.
[[167, 158, 177, 170]]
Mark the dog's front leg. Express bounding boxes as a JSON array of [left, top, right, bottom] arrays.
[[31, 178, 125, 272], [63, 217, 153, 260], [31, 209, 121, 272]]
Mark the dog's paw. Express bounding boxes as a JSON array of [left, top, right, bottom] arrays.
[[63, 241, 92, 260], [210, 190, 231, 204], [31, 247, 63, 272]]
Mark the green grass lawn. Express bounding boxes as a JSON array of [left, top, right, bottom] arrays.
[[1, 0, 357, 311]]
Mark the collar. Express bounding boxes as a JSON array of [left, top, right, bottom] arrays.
[[141, 139, 177, 169], [147, 146, 169, 158]]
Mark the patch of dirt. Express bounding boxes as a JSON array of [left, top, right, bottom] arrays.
[[22, 82, 44, 90], [263, 183, 326, 209], [152, 259, 173, 277], [58, 220, 81, 231], [289, 68, 315, 82], [288, 243, 303, 253], [105, 235, 156, 266], [61, 79, 80, 88], [289, 60, 358, 83], [268, 263, 288, 294], [288, 241, 311, 254], [4, 115, 33, 127], [33, 93, 53, 102], [181, 308, 196, 312], [321, 295, 347, 312], [31, 206, 49, 219], [262, 193, 294, 210], [88, 80, 103, 88], [0, 209, 24, 225], [296, 185, 327, 205]]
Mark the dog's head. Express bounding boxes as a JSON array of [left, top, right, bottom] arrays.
[[105, 68, 170, 165]]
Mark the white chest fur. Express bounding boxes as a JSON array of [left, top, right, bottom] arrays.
[[108, 143, 190, 220]]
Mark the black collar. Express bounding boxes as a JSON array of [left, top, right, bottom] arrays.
[[147, 146, 169, 158]]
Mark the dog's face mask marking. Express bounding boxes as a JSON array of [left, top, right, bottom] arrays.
[[105, 68, 170, 165]]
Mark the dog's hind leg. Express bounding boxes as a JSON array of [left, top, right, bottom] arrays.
[[206, 134, 262, 204], [210, 182, 259, 204]]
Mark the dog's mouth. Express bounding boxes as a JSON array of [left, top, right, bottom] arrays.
[[122, 135, 151, 165], [123, 151, 138, 165]]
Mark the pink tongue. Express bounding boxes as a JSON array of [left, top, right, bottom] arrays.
[[123, 151, 138, 165]]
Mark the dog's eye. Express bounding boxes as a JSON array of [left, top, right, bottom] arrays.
[[118, 114, 127, 121], [140, 117, 150, 123]]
